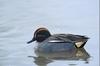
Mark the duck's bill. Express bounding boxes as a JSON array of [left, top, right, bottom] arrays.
[[27, 38, 35, 44]]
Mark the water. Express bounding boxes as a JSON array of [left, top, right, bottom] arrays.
[[0, 0, 99, 66]]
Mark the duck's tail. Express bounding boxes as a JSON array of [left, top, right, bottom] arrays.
[[75, 36, 89, 48]]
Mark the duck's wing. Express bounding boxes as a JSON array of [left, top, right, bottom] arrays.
[[51, 34, 89, 48], [47, 34, 73, 43], [63, 34, 89, 41], [50, 34, 89, 42]]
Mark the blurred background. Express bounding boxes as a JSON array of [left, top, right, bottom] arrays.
[[0, 0, 99, 66]]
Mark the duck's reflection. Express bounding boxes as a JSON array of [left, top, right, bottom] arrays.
[[32, 48, 90, 66]]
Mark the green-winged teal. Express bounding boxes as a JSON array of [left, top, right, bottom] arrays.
[[27, 27, 89, 52]]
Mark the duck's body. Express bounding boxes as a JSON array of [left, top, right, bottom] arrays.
[[27, 27, 89, 52]]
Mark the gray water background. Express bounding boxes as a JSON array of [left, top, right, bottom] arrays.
[[0, 0, 99, 66]]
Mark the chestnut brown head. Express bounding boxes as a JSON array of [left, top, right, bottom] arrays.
[[27, 27, 51, 44]]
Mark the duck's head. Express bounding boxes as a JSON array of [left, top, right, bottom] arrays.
[[27, 27, 51, 44]]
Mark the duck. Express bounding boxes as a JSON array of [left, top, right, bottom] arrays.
[[27, 27, 89, 52]]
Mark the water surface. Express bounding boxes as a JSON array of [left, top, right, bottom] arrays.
[[0, 0, 99, 66]]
